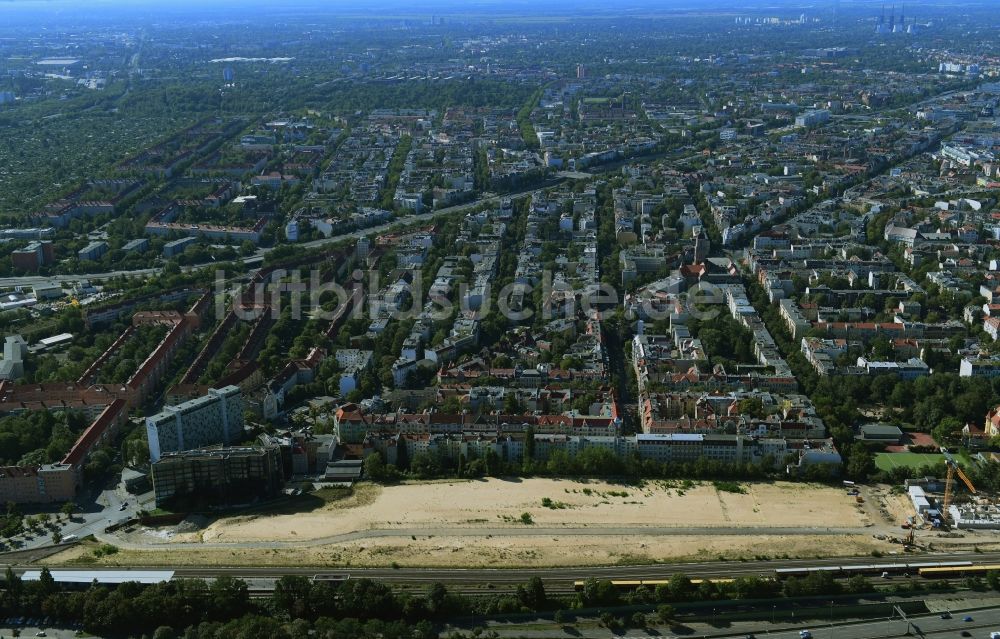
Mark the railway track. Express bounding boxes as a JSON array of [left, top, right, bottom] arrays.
[[15, 550, 1000, 593]]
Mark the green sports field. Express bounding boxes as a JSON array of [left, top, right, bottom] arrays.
[[874, 452, 945, 471]]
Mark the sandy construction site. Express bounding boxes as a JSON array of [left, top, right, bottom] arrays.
[[187, 478, 870, 544], [40, 477, 900, 568]]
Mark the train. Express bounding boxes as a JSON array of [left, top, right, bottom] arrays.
[[573, 561, 981, 591], [774, 561, 973, 579], [917, 564, 1000, 578], [312, 573, 351, 583], [572, 578, 734, 591]]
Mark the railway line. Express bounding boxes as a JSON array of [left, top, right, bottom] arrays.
[[14, 550, 1000, 593]]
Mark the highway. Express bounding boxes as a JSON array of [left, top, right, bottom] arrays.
[[470, 606, 1000, 639], [724, 608, 1000, 639]]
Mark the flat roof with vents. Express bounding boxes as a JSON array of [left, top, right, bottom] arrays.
[[21, 570, 174, 585]]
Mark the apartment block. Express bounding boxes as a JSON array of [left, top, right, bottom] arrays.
[[0, 464, 77, 504], [146, 385, 244, 462], [11, 241, 54, 272]]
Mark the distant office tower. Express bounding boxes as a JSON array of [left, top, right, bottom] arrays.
[[223, 67, 234, 83], [356, 236, 371, 260], [145, 386, 244, 462], [0, 335, 27, 380], [576, 64, 586, 79], [795, 109, 831, 128]]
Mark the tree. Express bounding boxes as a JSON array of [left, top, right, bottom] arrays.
[[210, 574, 250, 620], [4, 565, 21, 600], [845, 443, 876, 481], [578, 578, 620, 607], [503, 393, 524, 415], [272, 575, 312, 618], [519, 512, 533, 525], [523, 426, 536, 470], [60, 502, 77, 519], [657, 604, 676, 624], [986, 570, 1000, 591], [363, 452, 387, 482], [933, 416, 964, 446], [847, 574, 872, 594], [152, 626, 177, 639], [518, 576, 546, 609], [668, 573, 695, 600], [427, 582, 448, 614]]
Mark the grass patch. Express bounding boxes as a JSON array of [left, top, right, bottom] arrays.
[[713, 481, 747, 494], [874, 452, 945, 471], [92, 544, 119, 558]]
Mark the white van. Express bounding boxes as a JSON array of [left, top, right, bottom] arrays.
[[62, 534, 78, 542]]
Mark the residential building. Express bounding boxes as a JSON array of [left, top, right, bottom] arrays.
[[122, 238, 149, 253], [163, 236, 197, 257], [77, 241, 108, 261], [11, 241, 54, 272], [960, 357, 1000, 378], [0, 464, 77, 504], [145, 386, 244, 462], [334, 349, 374, 396], [795, 109, 831, 128]]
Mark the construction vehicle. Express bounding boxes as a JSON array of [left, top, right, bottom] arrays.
[[902, 526, 915, 550], [942, 449, 977, 525]]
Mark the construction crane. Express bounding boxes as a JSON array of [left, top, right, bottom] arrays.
[[942, 449, 977, 524]]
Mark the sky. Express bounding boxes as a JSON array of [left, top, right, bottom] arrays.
[[0, 0, 991, 25]]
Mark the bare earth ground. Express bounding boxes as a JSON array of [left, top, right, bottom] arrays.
[[46, 533, 895, 568], [39, 478, 925, 568], [193, 478, 868, 543]]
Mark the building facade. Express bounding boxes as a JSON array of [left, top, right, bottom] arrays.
[[150, 444, 283, 508], [146, 386, 244, 462]]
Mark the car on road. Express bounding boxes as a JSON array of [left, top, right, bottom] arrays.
[[989, 632, 1000, 639], [964, 615, 974, 622], [940, 612, 951, 619], [959, 632, 970, 638], [799, 632, 812, 639]]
